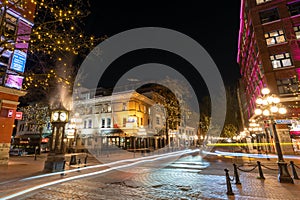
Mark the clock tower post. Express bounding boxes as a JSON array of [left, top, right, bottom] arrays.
[[44, 103, 69, 172]]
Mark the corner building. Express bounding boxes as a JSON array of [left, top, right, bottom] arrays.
[[238, 0, 300, 153], [0, 1, 35, 164]]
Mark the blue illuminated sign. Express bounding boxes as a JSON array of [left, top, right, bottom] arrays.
[[10, 50, 27, 73]]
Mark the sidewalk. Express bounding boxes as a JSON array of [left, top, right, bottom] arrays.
[[0, 152, 102, 183]]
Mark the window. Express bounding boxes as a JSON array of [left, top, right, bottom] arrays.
[[0, 13, 18, 41], [256, 0, 272, 5], [259, 8, 279, 24], [141, 117, 143, 126], [19, 124, 24, 132], [265, 30, 286, 45], [123, 117, 126, 127], [0, 56, 10, 65], [288, 1, 300, 16], [101, 118, 105, 128], [102, 104, 111, 113], [156, 116, 160, 125], [88, 119, 92, 128], [88, 138, 92, 146], [10, 0, 24, 8], [294, 25, 300, 39], [81, 92, 90, 100], [122, 103, 127, 111], [84, 120, 87, 129], [277, 78, 298, 94], [270, 53, 292, 69], [107, 118, 111, 128]]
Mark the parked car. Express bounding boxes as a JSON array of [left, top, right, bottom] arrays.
[[9, 148, 28, 156]]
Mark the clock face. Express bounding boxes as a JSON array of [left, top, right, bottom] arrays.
[[52, 112, 59, 121], [59, 112, 67, 122]]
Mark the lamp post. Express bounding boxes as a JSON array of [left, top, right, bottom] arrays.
[[248, 121, 263, 153], [254, 88, 293, 183]]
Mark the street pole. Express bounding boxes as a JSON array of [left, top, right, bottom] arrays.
[[34, 146, 38, 160], [271, 119, 294, 183], [38, 126, 43, 155], [254, 88, 294, 183]]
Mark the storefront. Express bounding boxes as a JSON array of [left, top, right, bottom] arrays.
[[289, 129, 300, 153]]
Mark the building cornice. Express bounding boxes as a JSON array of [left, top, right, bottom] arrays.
[[74, 90, 155, 106], [0, 86, 27, 97], [1, 99, 20, 108]]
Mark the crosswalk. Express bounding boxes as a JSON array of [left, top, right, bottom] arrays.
[[166, 155, 210, 172]]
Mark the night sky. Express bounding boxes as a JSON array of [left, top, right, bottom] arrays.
[[85, 1, 241, 96]]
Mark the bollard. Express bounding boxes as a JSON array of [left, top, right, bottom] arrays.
[[233, 163, 241, 185], [84, 155, 88, 167], [257, 161, 265, 179], [61, 160, 66, 176], [224, 168, 234, 195], [290, 161, 299, 180], [77, 158, 81, 172], [70, 155, 77, 165]]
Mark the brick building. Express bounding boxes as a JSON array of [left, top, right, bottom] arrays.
[[237, 0, 300, 153], [0, 1, 35, 164]]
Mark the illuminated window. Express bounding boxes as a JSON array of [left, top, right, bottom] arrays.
[[259, 8, 279, 24], [264, 30, 286, 45], [123, 117, 126, 127], [256, 0, 272, 5], [294, 25, 300, 39], [270, 53, 292, 69], [107, 118, 111, 128], [10, 0, 24, 8], [122, 103, 127, 111], [288, 1, 300, 16], [88, 119, 92, 128], [156, 116, 160, 125], [277, 78, 298, 94], [101, 118, 105, 128], [1, 13, 18, 40]]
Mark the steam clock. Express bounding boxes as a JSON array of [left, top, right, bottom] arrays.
[[44, 104, 69, 172]]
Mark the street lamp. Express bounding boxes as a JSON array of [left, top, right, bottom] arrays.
[[248, 121, 263, 153], [254, 88, 293, 183]]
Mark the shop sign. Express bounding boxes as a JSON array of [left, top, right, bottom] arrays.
[[65, 129, 75, 138], [275, 119, 294, 124], [15, 112, 23, 120], [7, 110, 14, 118]]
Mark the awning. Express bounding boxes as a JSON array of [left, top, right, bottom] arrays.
[[101, 128, 123, 135], [14, 134, 41, 139], [290, 130, 300, 138]]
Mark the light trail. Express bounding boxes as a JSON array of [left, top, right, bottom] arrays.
[[206, 150, 300, 160], [1, 149, 200, 200], [207, 142, 295, 147], [21, 149, 196, 181]]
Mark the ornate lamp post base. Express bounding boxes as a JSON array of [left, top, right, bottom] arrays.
[[278, 161, 294, 183]]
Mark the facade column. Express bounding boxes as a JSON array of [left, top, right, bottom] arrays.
[[0, 87, 26, 165]]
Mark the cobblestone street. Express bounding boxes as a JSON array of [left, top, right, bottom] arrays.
[[5, 154, 300, 200]]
